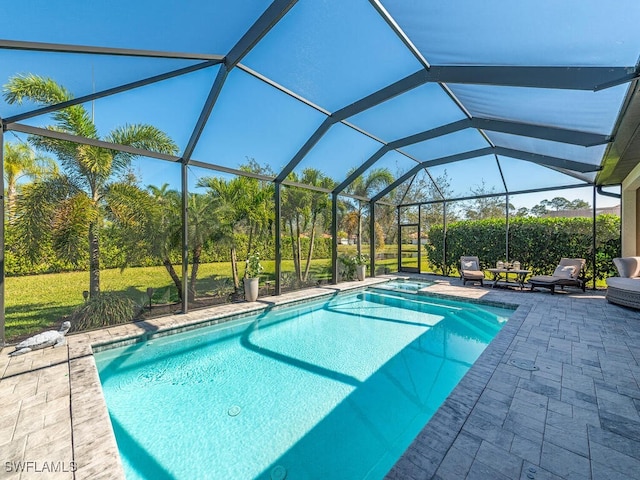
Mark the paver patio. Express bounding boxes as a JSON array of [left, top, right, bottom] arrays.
[[1, 275, 639, 479]]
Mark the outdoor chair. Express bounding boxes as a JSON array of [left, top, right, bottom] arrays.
[[460, 256, 485, 286], [605, 257, 640, 309], [528, 258, 586, 294]]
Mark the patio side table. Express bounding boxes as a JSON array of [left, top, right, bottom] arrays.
[[487, 268, 531, 290]]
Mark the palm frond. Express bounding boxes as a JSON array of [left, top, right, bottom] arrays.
[[104, 182, 166, 268], [12, 175, 78, 263], [51, 193, 95, 266], [106, 124, 179, 174], [3, 73, 72, 105], [343, 167, 394, 199], [29, 128, 93, 184], [52, 104, 98, 139], [4, 74, 98, 139], [75, 144, 113, 184], [363, 168, 395, 192], [105, 182, 156, 227]]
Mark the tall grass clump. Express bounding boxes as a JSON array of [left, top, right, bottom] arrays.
[[68, 292, 139, 332]]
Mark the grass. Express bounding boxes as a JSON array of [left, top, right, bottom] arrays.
[[4, 250, 406, 342], [6, 265, 182, 340], [3, 258, 339, 341]]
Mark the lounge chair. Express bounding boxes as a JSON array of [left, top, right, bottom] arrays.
[[528, 258, 586, 294], [460, 256, 485, 286]]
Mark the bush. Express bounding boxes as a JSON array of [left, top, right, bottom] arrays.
[[338, 254, 357, 281], [68, 293, 139, 332], [5, 227, 334, 276]]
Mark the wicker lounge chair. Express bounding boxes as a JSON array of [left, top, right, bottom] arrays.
[[460, 256, 485, 286], [529, 258, 586, 294], [606, 257, 640, 309]]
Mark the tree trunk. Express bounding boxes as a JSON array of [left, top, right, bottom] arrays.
[[231, 246, 240, 290], [6, 183, 16, 221], [189, 244, 202, 301], [357, 207, 363, 257], [163, 258, 183, 301], [288, 219, 298, 279], [247, 225, 254, 258], [303, 214, 317, 282], [88, 221, 100, 298], [295, 217, 302, 281]]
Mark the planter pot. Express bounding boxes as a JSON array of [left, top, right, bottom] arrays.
[[356, 264, 366, 281], [244, 277, 259, 302]]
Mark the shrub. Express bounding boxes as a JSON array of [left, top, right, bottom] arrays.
[[68, 293, 139, 332], [5, 229, 334, 276], [353, 253, 369, 266], [244, 252, 264, 278], [338, 254, 357, 281]]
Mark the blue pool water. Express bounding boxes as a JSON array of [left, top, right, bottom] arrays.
[[96, 290, 512, 480]]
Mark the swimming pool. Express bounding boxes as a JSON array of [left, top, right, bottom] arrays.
[[96, 289, 512, 479]]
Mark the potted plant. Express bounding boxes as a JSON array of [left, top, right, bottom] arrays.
[[244, 252, 264, 302], [338, 254, 356, 281], [353, 253, 369, 281]]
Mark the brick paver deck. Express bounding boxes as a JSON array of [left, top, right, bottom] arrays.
[[1, 275, 639, 479]]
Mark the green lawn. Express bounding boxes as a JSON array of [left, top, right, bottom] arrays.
[[5, 259, 333, 341], [3, 248, 404, 341], [6, 265, 185, 340]]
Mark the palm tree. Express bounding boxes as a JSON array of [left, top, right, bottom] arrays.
[[3, 141, 57, 220], [281, 176, 309, 282], [199, 173, 274, 291], [238, 159, 275, 256], [343, 168, 394, 256], [281, 169, 334, 283], [111, 183, 215, 302], [4, 74, 178, 297], [302, 175, 333, 282], [198, 176, 250, 290], [145, 184, 182, 295], [185, 192, 219, 299]]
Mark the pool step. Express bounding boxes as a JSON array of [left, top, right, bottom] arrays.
[[362, 291, 501, 338], [451, 310, 501, 340]]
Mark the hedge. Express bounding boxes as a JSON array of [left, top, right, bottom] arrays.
[[7, 215, 621, 280], [426, 214, 620, 280], [5, 231, 333, 277]]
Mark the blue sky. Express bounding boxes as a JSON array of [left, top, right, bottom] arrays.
[[1, 0, 635, 209]]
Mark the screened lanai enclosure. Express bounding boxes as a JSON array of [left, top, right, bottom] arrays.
[[1, 0, 640, 343]]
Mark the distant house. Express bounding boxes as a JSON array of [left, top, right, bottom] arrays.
[[407, 232, 429, 245], [545, 205, 620, 218]]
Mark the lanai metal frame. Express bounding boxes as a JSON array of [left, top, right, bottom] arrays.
[[0, 0, 637, 344]]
